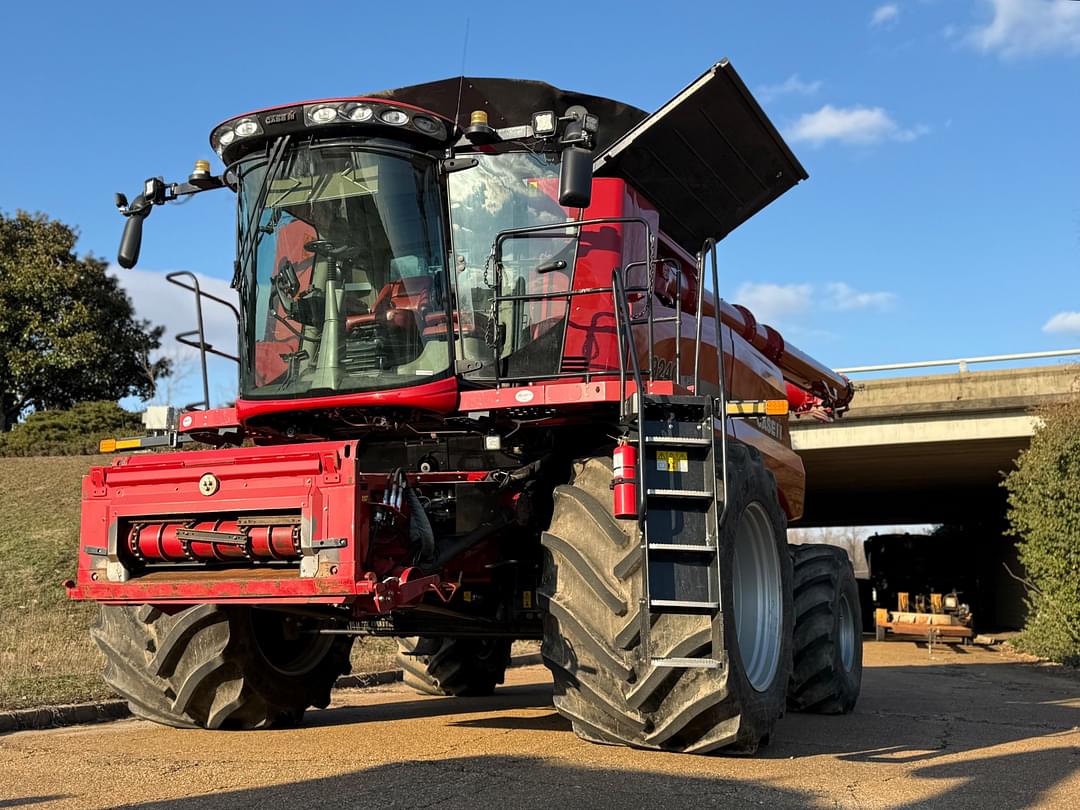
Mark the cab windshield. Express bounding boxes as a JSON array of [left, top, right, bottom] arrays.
[[237, 140, 449, 399], [448, 151, 579, 379]]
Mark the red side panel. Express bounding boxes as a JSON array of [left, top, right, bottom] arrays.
[[67, 441, 370, 604]]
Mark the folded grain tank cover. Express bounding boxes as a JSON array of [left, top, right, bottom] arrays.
[[593, 60, 809, 254]]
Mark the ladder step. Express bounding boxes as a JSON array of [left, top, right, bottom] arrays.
[[643, 394, 713, 407], [644, 436, 711, 446], [650, 599, 719, 611], [651, 657, 723, 669], [647, 543, 717, 553], [646, 488, 713, 499]]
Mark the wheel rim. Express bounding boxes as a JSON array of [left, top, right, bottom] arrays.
[[838, 592, 856, 672], [731, 502, 782, 692], [251, 610, 335, 677]]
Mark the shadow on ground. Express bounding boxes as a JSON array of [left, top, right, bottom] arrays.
[[770, 657, 1080, 808], [109, 755, 819, 810], [303, 683, 556, 730], [303, 655, 1080, 809]]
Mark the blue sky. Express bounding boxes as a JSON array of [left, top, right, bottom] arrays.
[[2, 1, 1079, 406]]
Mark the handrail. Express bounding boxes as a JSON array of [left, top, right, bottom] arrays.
[[490, 216, 654, 384], [611, 269, 646, 422], [838, 348, 1080, 375], [613, 265, 653, 665], [165, 272, 240, 411], [696, 238, 729, 528]]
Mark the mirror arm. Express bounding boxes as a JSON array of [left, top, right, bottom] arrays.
[[114, 173, 225, 269]]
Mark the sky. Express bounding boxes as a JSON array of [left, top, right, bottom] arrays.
[[2, 0, 1079, 407]]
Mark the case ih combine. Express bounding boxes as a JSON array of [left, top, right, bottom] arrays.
[[69, 61, 861, 753]]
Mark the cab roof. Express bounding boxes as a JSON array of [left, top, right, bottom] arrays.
[[370, 62, 808, 254]]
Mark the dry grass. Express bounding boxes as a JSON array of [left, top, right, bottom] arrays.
[[350, 637, 399, 673], [0, 456, 108, 709]]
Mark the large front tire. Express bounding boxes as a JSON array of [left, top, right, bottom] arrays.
[[787, 544, 863, 714], [92, 604, 353, 729], [540, 446, 793, 754]]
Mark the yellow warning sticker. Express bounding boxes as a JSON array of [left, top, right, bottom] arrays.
[[522, 591, 533, 609], [656, 451, 689, 473]]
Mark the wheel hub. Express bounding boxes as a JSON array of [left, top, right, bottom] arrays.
[[731, 503, 782, 692]]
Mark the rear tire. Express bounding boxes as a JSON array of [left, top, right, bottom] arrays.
[[787, 544, 863, 714], [540, 445, 793, 754], [396, 636, 511, 696], [92, 604, 353, 729]]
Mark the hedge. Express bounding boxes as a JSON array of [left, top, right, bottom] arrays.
[[1004, 396, 1080, 665], [0, 401, 141, 457]]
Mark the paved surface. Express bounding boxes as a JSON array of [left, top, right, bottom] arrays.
[[1, 641, 1078, 809]]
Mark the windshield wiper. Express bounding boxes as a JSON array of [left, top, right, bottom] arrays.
[[233, 134, 291, 289]]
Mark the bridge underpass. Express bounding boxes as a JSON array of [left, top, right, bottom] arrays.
[[788, 361, 1079, 629]]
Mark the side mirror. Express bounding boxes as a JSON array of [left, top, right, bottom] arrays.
[[559, 146, 593, 208], [118, 196, 149, 269]]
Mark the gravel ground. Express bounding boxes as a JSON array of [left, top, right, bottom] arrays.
[[1, 640, 1078, 809]]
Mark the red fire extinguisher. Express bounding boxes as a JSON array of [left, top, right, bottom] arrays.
[[612, 439, 638, 519]]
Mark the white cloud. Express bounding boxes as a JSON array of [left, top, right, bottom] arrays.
[[756, 74, 823, 103], [968, 0, 1080, 58], [871, 4, 900, 28], [786, 104, 928, 147], [734, 282, 812, 326], [1043, 311, 1080, 334], [825, 282, 896, 311], [733, 281, 896, 328], [109, 265, 239, 361]]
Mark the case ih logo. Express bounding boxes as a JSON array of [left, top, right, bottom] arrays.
[[264, 110, 297, 125]]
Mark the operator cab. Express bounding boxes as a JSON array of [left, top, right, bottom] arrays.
[[209, 92, 605, 404]]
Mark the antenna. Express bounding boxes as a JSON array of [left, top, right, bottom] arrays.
[[452, 18, 471, 136]]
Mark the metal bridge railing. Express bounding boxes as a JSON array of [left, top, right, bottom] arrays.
[[838, 348, 1080, 376]]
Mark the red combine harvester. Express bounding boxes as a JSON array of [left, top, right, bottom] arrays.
[[70, 61, 860, 753]]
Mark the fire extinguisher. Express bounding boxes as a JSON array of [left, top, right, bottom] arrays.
[[612, 439, 638, 519]]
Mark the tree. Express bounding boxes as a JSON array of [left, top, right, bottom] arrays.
[[1004, 394, 1080, 664], [0, 210, 170, 430]]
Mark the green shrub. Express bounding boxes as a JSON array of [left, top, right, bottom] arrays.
[[1004, 396, 1080, 664], [0, 401, 141, 457]]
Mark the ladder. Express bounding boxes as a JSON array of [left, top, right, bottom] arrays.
[[636, 392, 727, 668], [613, 238, 737, 669]]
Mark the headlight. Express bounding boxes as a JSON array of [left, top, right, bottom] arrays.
[[233, 118, 259, 137], [218, 129, 236, 146], [379, 108, 409, 125], [412, 115, 441, 135], [310, 105, 338, 124], [346, 104, 373, 122]]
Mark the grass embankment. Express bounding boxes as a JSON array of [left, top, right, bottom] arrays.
[[0, 456, 397, 709], [0, 456, 110, 708]]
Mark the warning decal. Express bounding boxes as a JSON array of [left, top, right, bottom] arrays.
[[656, 451, 689, 473]]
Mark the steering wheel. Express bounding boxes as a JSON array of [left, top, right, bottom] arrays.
[[304, 239, 363, 263]]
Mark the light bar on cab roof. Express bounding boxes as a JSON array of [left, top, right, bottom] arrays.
[[211, 99, 450, 160]]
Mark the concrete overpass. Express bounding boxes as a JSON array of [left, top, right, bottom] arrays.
[[789, 361, 1079, 527]]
